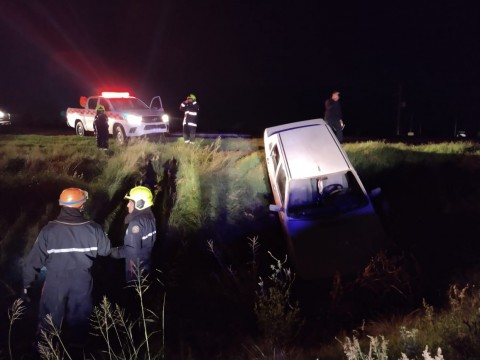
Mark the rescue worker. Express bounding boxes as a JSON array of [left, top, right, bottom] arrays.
[[22, 188, 112, 348], [179, 94, 199, 143], [93, 104, 109, 149], [110, 186, 157, 283]]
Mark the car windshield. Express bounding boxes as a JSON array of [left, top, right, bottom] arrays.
[[286, 171, 369, 219], [108, 97, 149, 111]]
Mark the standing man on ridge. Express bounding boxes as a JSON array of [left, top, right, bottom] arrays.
[[324, 90, 345, 143], [179, 93, 199, 143]]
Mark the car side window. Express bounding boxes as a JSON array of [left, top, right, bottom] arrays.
[[276, 163, 286, 205], [99, 99, 110, 111], [87, 98, 98, 110], [270, 144, 280, 173]]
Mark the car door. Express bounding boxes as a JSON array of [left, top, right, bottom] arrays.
[[266, 141, 287, 210]]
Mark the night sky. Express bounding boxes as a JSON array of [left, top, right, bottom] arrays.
[[1, 1, 480, 137]]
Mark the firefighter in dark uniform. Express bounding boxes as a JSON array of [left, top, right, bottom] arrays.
[[179, 93, 199, 143], [22, 188, 112, 347], [110, 186, 157, 283], [93, 104, 109, 149]]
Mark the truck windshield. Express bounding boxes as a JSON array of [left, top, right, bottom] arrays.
[[108, 97, 149, 111]]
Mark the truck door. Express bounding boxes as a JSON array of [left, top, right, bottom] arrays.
[[149, 96, 164, 110], [85, 97, 99, 132], [150, 96, 169, 131]]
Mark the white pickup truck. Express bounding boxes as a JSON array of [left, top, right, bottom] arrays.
[[66, 92, 169, 144]]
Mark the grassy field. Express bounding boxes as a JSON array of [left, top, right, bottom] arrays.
[[1, 133, 480, 359]]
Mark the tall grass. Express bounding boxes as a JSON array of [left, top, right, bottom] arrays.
[[254, 252, 304, 351], [7, 298, 25, 360], [89, 266, 163, 359], [168, 137, 268, 235], [344, 140, 480, 177], [4, 268, 164, 359], [331, 281, 480, 359]]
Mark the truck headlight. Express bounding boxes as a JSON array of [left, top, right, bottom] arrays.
[[126, 114, 142, 126], [162, 114, 169, 123]]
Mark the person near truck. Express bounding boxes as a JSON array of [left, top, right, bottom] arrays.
[[110, 186, 157, 283], [179, 93, 199, 143], [93, 104, 109, 150], [22, 188, 112, 348], [324, 90, 345, 143]]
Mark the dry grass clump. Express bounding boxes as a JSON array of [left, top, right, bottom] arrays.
[[334, 282, 480, 359], [254, 252, 304, 352], [6, 267, 164, 360]]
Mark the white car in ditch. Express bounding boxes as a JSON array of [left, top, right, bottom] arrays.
[[264, 119, 385, 279]]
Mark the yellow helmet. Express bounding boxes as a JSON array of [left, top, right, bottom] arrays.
[[124, 186, 153, 210], [59, 188, 88, 208], [96, 104, 105, 111]]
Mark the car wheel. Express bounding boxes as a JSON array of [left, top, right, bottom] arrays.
[[114, 125, 127, 145], [75, 121, 85, 136]]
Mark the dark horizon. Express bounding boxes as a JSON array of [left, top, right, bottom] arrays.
[[1, 1, 480, 139]]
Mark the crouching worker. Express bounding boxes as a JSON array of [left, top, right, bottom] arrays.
[[22, 188, 112, 348], [110, 186, 157, 283]]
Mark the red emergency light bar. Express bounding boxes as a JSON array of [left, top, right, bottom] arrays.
[[101, 91, 130, 98]]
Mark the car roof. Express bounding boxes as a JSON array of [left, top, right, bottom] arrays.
[[265, 119, 351, 179]]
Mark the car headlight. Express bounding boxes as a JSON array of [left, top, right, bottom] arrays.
[[162, 114, 169, 123], [125, 114, 142, 126], [0, 111, 5, 119]]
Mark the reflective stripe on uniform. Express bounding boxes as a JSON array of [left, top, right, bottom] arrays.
[[142, 231, 156, 241], [53, 220, 90, 225], [185, 111, 197, 115], [47, 247, 98, 254], [187, 122, 197, 126]]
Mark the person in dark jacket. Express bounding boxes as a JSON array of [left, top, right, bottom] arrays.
[[110, 186, 157, 283], [93, 104, 109, 149], [324, 91, 345, 143], [179, 94, 199, 143], [22, 188, 112, 347]]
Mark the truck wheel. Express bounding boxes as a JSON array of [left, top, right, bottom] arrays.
[[75, 121, 85, 136], [114, 125, 127, 145]]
